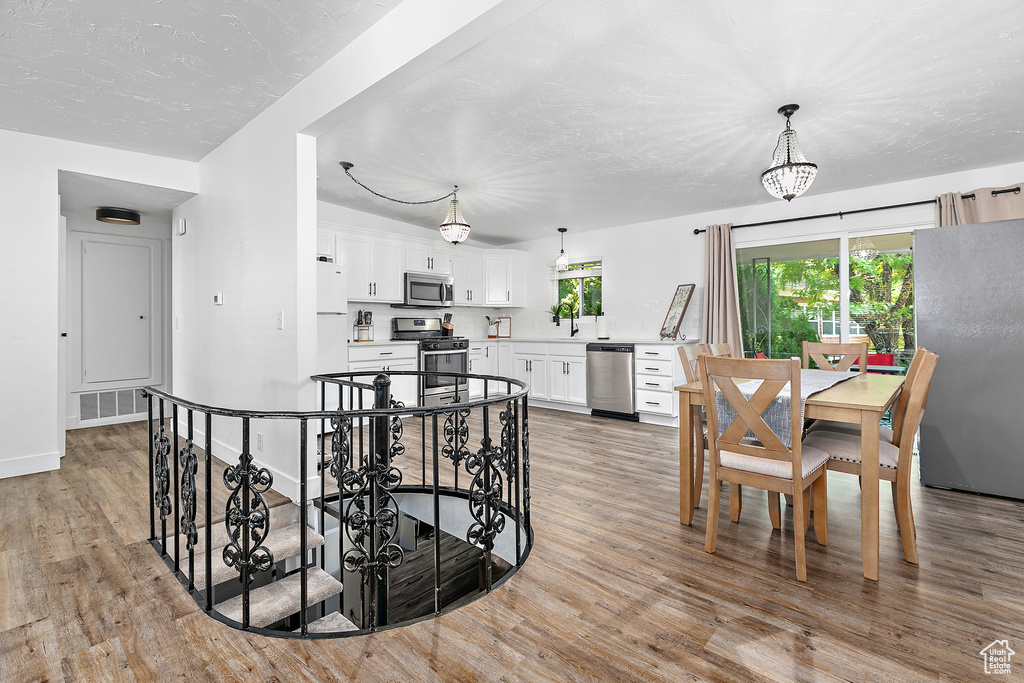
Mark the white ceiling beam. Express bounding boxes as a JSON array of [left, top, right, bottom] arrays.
[[297, 0, 550, 138]]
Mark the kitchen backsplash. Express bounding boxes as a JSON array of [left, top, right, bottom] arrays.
[[348, 295, 702, 343]]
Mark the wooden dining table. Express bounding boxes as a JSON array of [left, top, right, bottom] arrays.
[[675, 371, 905, 581]]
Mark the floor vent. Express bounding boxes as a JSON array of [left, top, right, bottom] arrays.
[[79, 388, 147, 422]]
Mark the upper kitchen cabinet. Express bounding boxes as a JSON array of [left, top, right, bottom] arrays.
[[405, 242, 452, 275], [451, 249, 485, 306], [485, 251, 525, 307], [336, 231, 403, 303], [316, 230, 336, 261]]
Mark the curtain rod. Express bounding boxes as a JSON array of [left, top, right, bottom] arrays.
[[691, 199, 937, 235]]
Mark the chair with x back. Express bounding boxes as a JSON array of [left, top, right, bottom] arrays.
[[801, 341, 868, 374], [701, 355, 829, 581]]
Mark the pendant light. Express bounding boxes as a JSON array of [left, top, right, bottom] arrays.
[[339, 162, 470, 244], [555, 228, 569, 271], [761, 104, 818, 202], [438, 186, 471, 245]]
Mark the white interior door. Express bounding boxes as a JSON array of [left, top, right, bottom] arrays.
[[82, 241, 152, 382]]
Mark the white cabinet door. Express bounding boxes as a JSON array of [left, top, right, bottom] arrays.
[[316, 230, 336, 260], [372, 240, 404, 303], [547, 356, 587, 405], [348, 358, 418, 407], [452, 250, 485, 306], [428, 244, 452, 275], [405, 242, 451, 275], [339, 234, 372, 301], [514, 353, 547, 400], [484, 255, 511, 306]]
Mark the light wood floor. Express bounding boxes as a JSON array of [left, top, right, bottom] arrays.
[[3, 410, 1023, 681]]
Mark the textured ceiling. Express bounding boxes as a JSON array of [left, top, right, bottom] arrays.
[[317, 0, 1024, 244], [1, 0, 401, 161]]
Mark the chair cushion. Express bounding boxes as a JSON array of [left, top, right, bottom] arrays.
[[802, 430, 900, 469], [807, 420, 894, 444], [719, 443, 829, 480]]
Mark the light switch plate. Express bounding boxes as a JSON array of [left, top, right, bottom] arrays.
[[214, 293, 223, 305], [178, 218, 187, 236]]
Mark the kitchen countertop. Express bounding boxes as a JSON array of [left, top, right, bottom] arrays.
[[347, 339, 418, 347], [484, 337, 700, 345]]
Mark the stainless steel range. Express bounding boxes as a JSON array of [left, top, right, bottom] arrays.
[[391, 318, 469, 406]]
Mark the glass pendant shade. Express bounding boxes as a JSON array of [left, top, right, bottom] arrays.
[[439, 196, 470, 244], [555, 249, 569, 271], [761, 106, 817, 202]]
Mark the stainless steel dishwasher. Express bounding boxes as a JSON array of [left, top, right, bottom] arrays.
[[586, 343, 638, 421]]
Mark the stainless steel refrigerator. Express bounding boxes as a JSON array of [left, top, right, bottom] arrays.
[[915, 219, 1024, 499]]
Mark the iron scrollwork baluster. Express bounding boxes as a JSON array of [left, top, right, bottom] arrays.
[[329, 415, 352, 480], [497, 401, 515, 483], [153, 428, 172, 521], [180, 439, 198, 551], [442, 407, 471, 467], [522, 404, 531, 516], [389, 399, 405, 460], [465, 436, 506, 550], [222, 453, 275, 583]]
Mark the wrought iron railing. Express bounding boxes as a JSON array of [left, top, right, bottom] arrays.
[[144, 370, 532, 638]]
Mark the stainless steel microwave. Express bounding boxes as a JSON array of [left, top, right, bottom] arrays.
[[403, 272, 454, 308]]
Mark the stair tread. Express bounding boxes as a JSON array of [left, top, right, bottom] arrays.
[[217, 566, 342, 629], [295, 611, 360, 634], [178, 523, 325, 591]]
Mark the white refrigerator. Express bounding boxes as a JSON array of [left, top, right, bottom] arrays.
[[316, 261, 348, 411]]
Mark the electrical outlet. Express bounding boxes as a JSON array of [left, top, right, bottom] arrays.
[[256, 432, 263, 451]]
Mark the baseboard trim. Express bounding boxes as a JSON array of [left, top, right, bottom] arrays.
[[0, 451, 61, 480]]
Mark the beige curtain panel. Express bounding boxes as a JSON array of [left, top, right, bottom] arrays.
[[701, 224, 742, 353], [937, 183, 1024, 226]]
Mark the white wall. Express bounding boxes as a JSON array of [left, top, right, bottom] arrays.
[[0, 129, 196, 479], [504, 159, 1024, 344]]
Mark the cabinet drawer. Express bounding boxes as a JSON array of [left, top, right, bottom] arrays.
[[635, 358, 673, 377], [636, 388, 677, 416], [348, 344, 417, 363], [636, 375, 673, 392], [636, 345, 674, 362]]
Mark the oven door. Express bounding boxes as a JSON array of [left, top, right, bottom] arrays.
[[420, 349, 468, 398]]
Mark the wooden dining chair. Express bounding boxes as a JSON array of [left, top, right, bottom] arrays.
[[700, 355, 829, 582], [801, 341, 868, 374], [803, 348, 938, 565], [677, 344, 711, 507], [708, 342, 734, 358]]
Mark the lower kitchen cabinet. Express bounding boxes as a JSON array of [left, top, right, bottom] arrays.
[[547, 355, 586, 405], [348, 344, 419, 407], [634, 343, 683, 425], [513, 352, 548, 401], [467, 341, 497, 399]]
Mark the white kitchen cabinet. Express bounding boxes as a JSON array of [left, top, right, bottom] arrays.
[[339, 232, 403, 303], [467, 341, 498, 398], [634, 344, 682, 423], [405, 241, 451, 275], [316, 230, 336, 260], [548, 355, 587, 405], [513, 352, 548, 401], [484, 255, 511, 306], [452, 250, 485, 306], [348, 344, 419, 407]]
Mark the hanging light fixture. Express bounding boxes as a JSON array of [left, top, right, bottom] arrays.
[[555, 228, 569, 271], [340, 162, 470, 244], [761, 104, 818, 202], [438, 186, 471, 245]]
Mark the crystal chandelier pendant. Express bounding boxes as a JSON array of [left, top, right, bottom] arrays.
[[761, 104, 818, 201], [439, 188, 470, 244]]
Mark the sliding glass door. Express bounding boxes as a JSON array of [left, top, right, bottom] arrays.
[[737, 232, 915, 365]]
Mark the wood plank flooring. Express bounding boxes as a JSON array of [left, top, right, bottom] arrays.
[[2, 411, 1023, 681]]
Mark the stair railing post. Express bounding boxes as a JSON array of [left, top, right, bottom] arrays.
[[205, 412, 213, 612], [147, 390, 155, 542], [431, 412, 441, 615], [299, 418, 308, 636], [172, 404, 180, 572], [241, 418, 251, 629], [370, 373, 391, 629]]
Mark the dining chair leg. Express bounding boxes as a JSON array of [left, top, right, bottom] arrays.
[[801, 487, 812, 531], [692, 421, 705, 508], [705, 476, 721, 553], [895, 479, 918, 564], [729, 483, 743, 522], [784, 493, 793, 506], [813, 475, 828, 546], [768, 491, 781, 529], [891, 481, 900, 527], [792, 486, 808, 582]]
